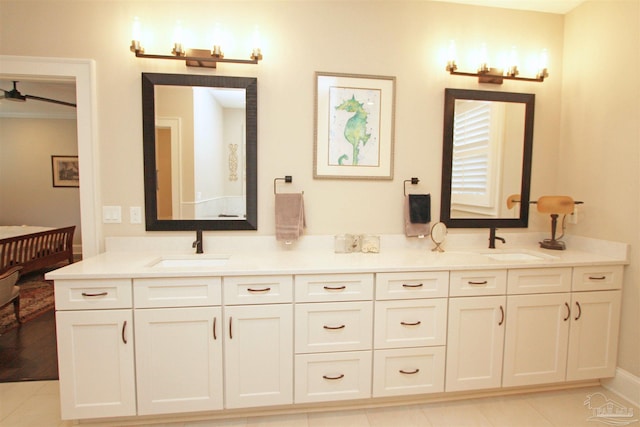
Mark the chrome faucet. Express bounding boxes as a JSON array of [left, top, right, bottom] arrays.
[[488, 227, 505, 249], [192, 230, 203, 254]]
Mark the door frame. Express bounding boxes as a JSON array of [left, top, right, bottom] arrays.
[[0, 55, 100, 257]]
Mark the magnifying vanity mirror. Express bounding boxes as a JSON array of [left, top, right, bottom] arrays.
[[142, 73, 257, 231], [440, 88, 535, 229]]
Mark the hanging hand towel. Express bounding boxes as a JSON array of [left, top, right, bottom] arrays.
[[404, 194, 431, 237], [275, 193, 306, 243]]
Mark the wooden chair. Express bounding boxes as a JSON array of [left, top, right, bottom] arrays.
[[0, 266, 22, 324]]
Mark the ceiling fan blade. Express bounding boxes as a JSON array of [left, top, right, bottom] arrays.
[[24, 94, 77, 108]]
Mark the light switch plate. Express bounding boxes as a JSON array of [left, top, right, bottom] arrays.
[[103, 206, 122, 223]]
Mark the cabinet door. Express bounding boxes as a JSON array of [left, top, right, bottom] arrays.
[[567, 290, 622, 381], [446, 296, 505, 392], [56, 310, 136, 420], [224, 304, 293, 408], [503, 293, 570, 387], [134, 307, 223, 415]]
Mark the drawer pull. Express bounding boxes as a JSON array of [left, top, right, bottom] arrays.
[[498, 305, 505, 326], [323, 285, 346, 291], [564, 302, 571, 321], [81, 291, 108, 297], [400, 321, 421, 326], [402, 283, 423, 288], [247, 287, 271, 293], [121, 320, 128, 344], [588, 275, 606, 281], [213, 317, 217, 340], [322, 374, 344, 380], [323, 324, 346, 330], [468, 280, 488, 286], [575, 301, 582, 321], [229, 316, 233, 339], [399, 368, 420, 375]]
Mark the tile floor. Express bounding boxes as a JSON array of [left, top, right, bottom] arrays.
[[0, 381, 637, 427]]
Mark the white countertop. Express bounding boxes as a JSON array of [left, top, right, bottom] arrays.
[[45, 233, 629, 280]]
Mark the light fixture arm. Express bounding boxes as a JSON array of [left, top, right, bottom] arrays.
[[131, 47, 260, 68], [446, 63, 547, 84]]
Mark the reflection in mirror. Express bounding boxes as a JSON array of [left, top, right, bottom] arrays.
[[440, 89, 534, 229], [142, 73, 257, 231]]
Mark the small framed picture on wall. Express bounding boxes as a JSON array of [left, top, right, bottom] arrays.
[[51, 155, 79, 188]]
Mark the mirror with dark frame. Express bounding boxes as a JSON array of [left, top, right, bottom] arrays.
[[440, 88, 535, 229], [142, 73, 257, 231]]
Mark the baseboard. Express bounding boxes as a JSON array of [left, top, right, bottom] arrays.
[[601, 367, 640, 407]]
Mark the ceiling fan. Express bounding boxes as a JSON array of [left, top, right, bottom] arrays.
[[0, 81, 76, 107]]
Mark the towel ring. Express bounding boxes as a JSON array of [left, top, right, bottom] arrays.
[[274, 176, 293, 194], [403, 177, 420, 196]]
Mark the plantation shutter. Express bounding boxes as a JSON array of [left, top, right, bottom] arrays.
[[451, 100, 504, 216]]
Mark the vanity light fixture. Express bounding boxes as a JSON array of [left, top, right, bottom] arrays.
[[445, 41, 548, 84], [129, 18, 263, 68]]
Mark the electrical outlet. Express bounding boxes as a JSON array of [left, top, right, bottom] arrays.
[[130, 206, 142, 224], [567, 205, 579, 224]]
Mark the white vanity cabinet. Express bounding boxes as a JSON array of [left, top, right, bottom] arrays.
[[446, 270, 507, 392], [133, 277, 223, 415], [372, 272, 447, 397], [55, 279, 136, 420], [502, 266, 623, 387], [223, 275, 294, 409], [566, 266, 622, 381], [294, 273, 374, 403], [51, 245, 626, 423]]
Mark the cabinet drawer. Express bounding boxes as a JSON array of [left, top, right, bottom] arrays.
[[450, 270, 507, 296], [376, 271, 449, 300], [572, 265, 623, 291], [372, 347, 445, 397], [55, 279, 132, 310], [223, 275, 293, 305], [294, 351, 372, 403], [133, 277, 221, 308], [295, 302, 373, 353], [295, 273, 373, 302], [507, 268, 572, 294], [374, 299, 447, 348]]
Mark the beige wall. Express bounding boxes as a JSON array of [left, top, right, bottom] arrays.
[[0, 118, 82, 245], [0, 1, 637, 377], [561, 0, 640, 378]]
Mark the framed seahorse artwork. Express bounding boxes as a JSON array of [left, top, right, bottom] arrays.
[[314, 72, 396, 179]]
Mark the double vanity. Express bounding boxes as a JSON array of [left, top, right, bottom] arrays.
[[47, 234, 626, 422]]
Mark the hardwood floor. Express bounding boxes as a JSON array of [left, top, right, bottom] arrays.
[[0, 309, 58, 382]]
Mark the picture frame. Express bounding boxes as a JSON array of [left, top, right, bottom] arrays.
[[314, 72, 396, 179], [51, 155, 79, 188]]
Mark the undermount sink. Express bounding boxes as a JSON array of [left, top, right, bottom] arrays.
[[150, 255, 230, 268], [482, 251, 555, 262]]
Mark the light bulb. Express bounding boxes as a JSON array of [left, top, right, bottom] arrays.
[[508, 46, 519, 76], [211, 23, 224, 58], [172, 20, 184, 56], [446, 40, 457, 72], [130, 17, 143, 52], [538, 48, 549, 79], [251, 25, 262, 60], [478, 43, 489, 72]]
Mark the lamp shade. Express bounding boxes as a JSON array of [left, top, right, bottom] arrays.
[[536, 196, 575, 214]]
